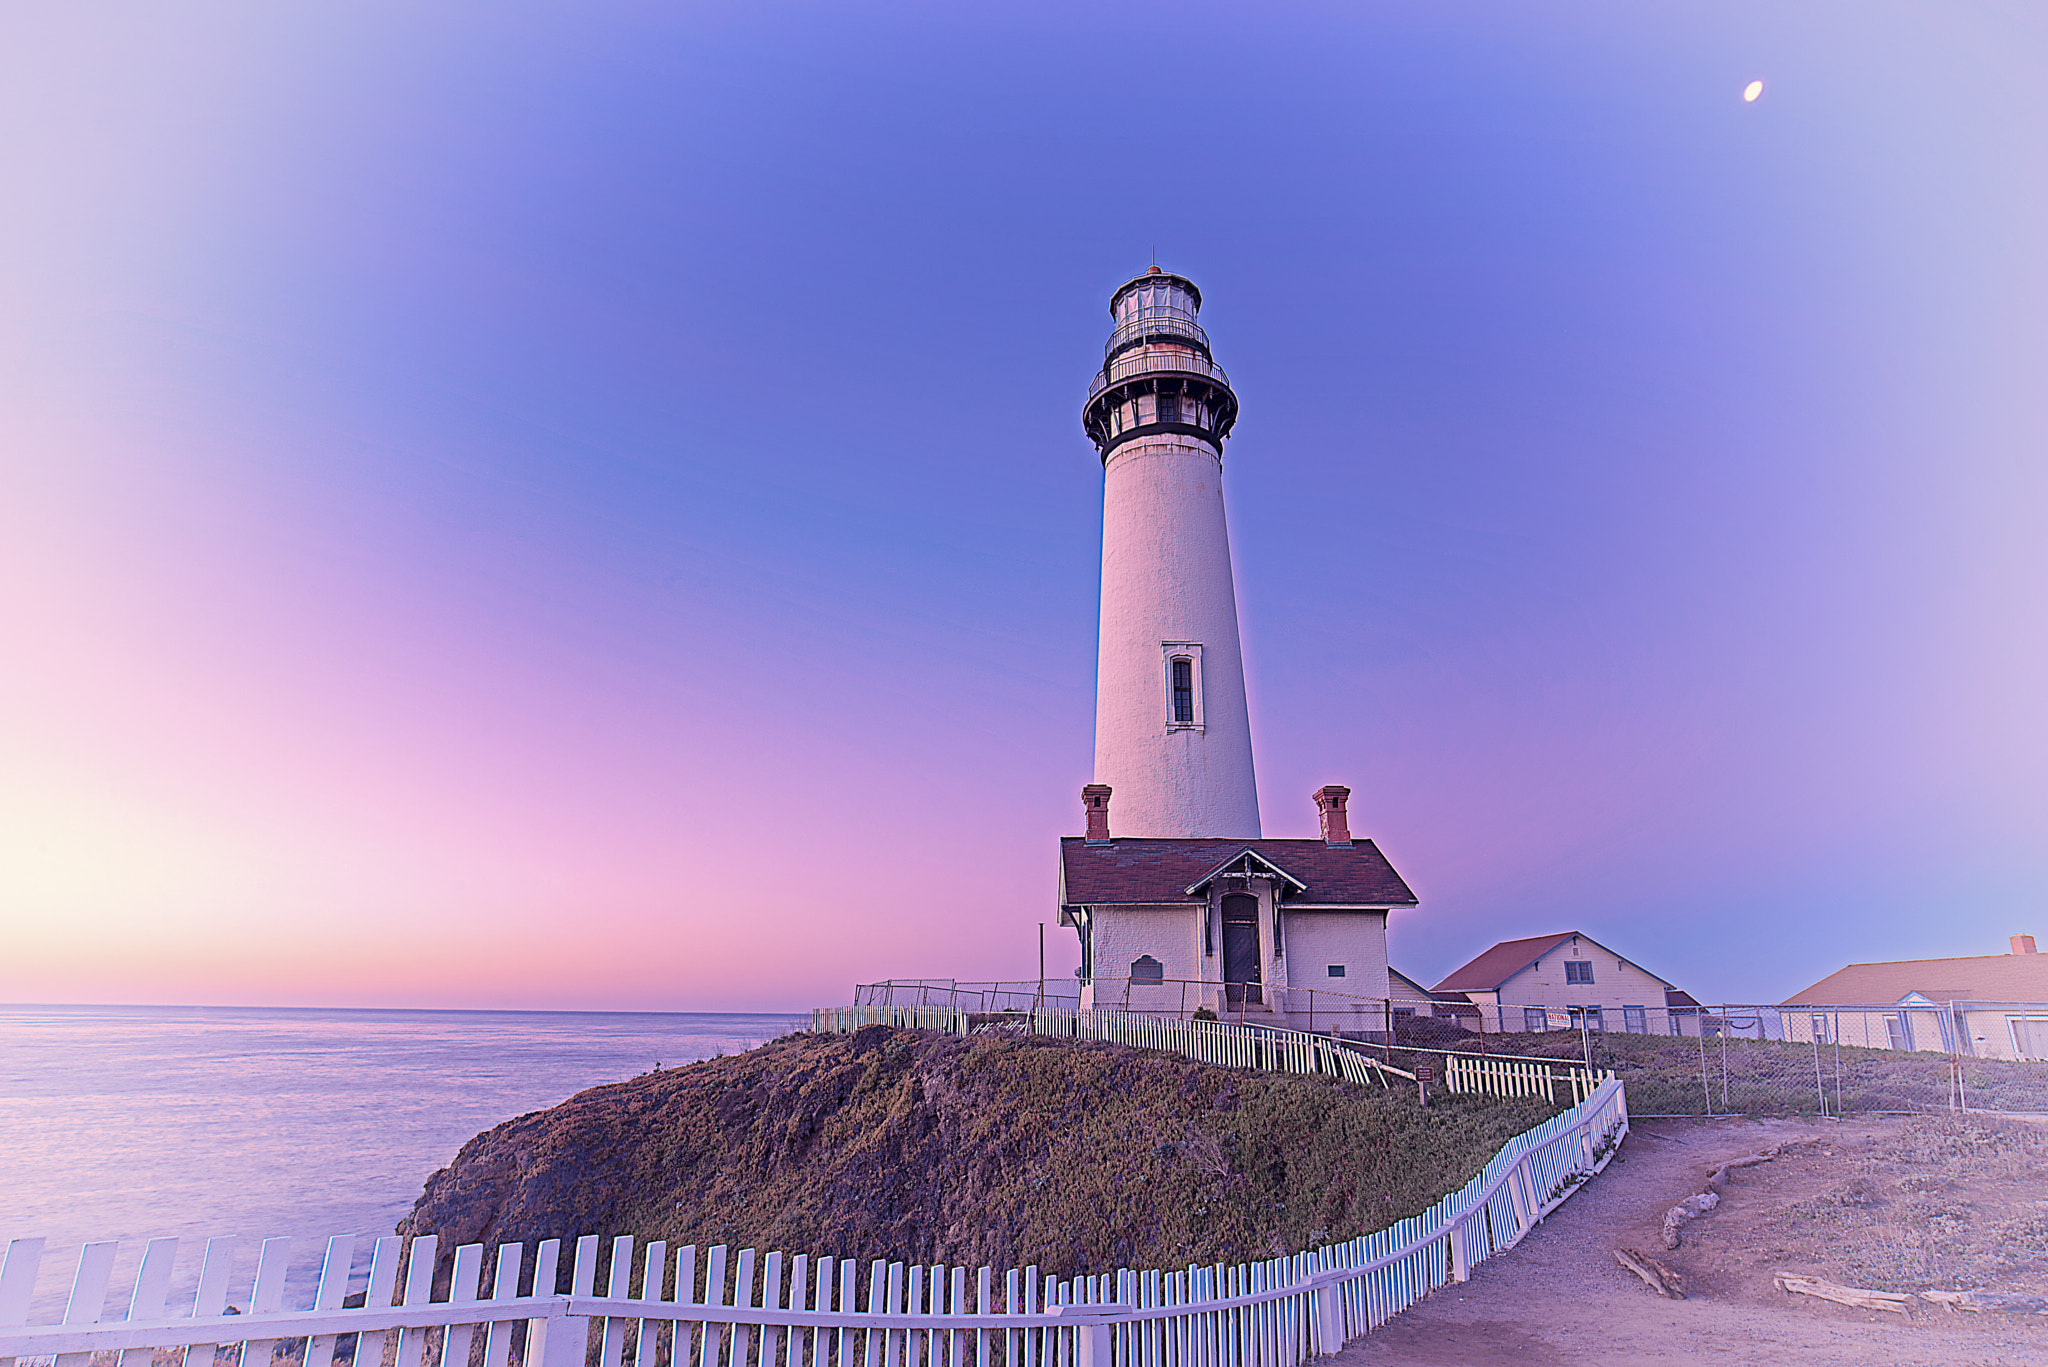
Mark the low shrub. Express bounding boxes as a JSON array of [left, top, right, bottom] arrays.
[[402, 1028, 1556, 1279]]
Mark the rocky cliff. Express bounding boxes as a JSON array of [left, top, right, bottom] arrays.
[[400, 1025, 1549, 1277]]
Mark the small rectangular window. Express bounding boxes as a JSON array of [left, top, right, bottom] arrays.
[[1158, 391, 1181, 423], [1623, 1005, 1646, 1034], [1884, 1014, 1912, 1051], [1523, 1008, 1548, 1032], [1326, 965, 1345, 978], [2010, 1016, 2048, 1060], [1171, 658, 1194, 724], [1565, 960, 1594, 984]]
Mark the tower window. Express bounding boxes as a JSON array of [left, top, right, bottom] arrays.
[[1157, 391, 1181, 424], [1162, 642, 1204, 729]]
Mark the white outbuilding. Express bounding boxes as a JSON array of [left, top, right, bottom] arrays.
[[1433, 931, 1696, 1035], [1059, 784, 1418, 1029]]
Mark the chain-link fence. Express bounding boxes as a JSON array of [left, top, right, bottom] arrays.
[[854, 979, 1082, 1013], [1382, 1012, 2048, 1117], [1451, 1000, 2048, 1064], [853, 985, 2048, 1116]]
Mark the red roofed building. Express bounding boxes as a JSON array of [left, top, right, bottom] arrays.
[[1058, 784, 1417, 1027], [1780, 935, 2048, 1058], [1433, 931, 1698, 1035]]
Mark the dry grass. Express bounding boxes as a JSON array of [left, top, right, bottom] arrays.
[[1391, 1029, 2048, 1116], [402, 1026, 1555, 1282], [1765, 1115, 2048, 1292]]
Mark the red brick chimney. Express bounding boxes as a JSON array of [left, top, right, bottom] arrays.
[[1313, 785, 1353, 847], [2014, 934, 2038, 955], [1082, 784, 1113, 844]]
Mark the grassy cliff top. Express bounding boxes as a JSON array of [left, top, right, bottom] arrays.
[[401, 1025, 1554, 1278]]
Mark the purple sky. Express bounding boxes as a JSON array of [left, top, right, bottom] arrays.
[[3, 3, 2043, 1010]]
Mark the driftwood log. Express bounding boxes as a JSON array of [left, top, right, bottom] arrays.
[[1705, 1151, 1778, 1189], [1774, 1274, 1911, 1313], [1920, 1289, 2048, 1314], [1660, 1192, 1719, 1249], [1614, 1249, 1686, 1299], [1662, 1144, 1791, 1248]]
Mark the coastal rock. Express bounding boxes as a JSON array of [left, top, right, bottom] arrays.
[[400, 1026, 1549, 1278]]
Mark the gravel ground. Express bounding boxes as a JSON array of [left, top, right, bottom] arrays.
[[1329, 1115, 2048, 1367]]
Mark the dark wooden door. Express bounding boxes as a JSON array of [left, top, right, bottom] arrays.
[[1222, 894, 1261, 1005]]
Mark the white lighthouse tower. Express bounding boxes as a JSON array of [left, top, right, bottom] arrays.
[[1082, 268, 1261, 839]]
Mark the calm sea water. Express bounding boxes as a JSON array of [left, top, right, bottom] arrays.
[[0, 1003, 805, 1315]]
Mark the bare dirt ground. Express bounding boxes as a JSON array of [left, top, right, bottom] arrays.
[[1331, 1114, 2048, 1367]]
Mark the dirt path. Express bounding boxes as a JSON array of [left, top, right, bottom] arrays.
[[1330, 1117, 2048, 1367]]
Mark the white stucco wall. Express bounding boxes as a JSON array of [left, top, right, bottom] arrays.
[[1489, 936, 1680, 1032], [1092, 435, 1260, 839], [1078, 897, 1397, 1028], [1083, 904, 1210, 1013], [1280, 911, 1390, 1026], [1781, 1006, 2048, 1060]]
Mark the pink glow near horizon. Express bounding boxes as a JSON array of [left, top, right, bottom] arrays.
[[3, 3, 2044, 1011]]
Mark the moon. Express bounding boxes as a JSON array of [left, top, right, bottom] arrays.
[[1743, 80, 1764, 102]]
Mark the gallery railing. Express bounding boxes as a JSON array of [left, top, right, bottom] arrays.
[[1105, 313, 1209, 356], [1086, 349, 1231, 401]]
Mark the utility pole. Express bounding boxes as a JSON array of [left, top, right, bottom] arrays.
[[1037, 922, 1046, 1011]]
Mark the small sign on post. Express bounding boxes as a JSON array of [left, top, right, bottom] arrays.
[[1414, 1061, 1435, 1107]]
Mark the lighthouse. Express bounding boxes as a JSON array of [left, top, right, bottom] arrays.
[[1061, 269, 1416, 1021], [1082, 268, 1260, 838]]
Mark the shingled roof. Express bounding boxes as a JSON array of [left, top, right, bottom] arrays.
[[1058, 837, 1417, 912], [1432, 933, 1576, 993], [1390, 965, 1478, 1010], [1783, 952, 2048, 1006], [1432, 931, 1677, 994]]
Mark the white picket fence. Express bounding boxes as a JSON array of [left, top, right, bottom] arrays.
[[1440, 1055, 1609, 1107], [810, 1007, 1417, 1087], [812, 1006, 975, 1037], [814, 1005, 1615, 1106], [0, 1081, 1628, 1367]]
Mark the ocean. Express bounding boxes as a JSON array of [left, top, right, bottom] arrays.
[[0, 1002, 806, 1314]]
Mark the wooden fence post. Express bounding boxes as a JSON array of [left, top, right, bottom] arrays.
[[1505, 1162, 1533, 1237], [534, 1304, 587, 1367], [1314, 1281, 1341, 1354], [1050, 1306, 1124, 1367], [1078, 1321, 1112, 1367], [1448, 1220, 1469, 1284]]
